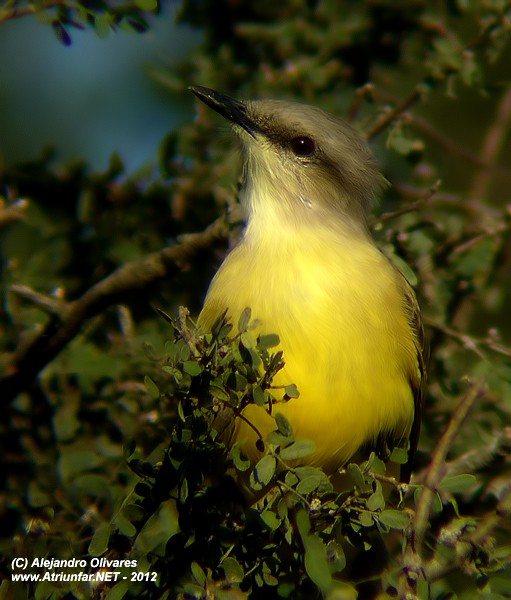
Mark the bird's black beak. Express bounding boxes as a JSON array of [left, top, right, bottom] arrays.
[[190, 86, 260, 139]]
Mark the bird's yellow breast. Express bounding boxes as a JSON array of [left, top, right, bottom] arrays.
[[199, 223, 419, 473]]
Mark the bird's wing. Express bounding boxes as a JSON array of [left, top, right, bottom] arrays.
[[400, 283, 428, 483]]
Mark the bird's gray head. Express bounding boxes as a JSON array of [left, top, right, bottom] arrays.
[[191, 86, 386, 233]]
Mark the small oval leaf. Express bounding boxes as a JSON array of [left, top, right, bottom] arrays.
[[89, 524, 110, 557], [378, 509, 411, 530], [280, 439, 315, 461], [252, 455, 276, 488], [183, 361, 202, 376], [144, 376, 160, 399], [440, 474, 477, 493]]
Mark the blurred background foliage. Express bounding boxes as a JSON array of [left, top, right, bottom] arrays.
[[1, 0, 511, 598]]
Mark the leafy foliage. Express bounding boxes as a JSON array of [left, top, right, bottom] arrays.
[[0, 0, 161, 45], [1, 0, 511, 599]]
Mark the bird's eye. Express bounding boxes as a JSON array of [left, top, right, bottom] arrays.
[[290, 136, 316, 157]]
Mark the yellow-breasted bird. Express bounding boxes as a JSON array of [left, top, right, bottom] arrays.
[[191, 86, 426, 483]]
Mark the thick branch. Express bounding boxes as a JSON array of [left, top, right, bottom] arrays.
[[0, 214, 230, 405]]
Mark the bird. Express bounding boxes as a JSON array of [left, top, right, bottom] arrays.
[[190, 85, 426, 484]]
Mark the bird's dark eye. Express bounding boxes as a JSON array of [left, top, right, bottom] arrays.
[[290, 136, 316, 157]]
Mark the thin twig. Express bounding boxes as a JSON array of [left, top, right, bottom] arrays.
[[425, 482, 511, 582], [372, 181, 440, 227], [364, 86, 424, 140], [442, 426, 511, 478], [413, 382, 486, 553], [393, 183, 502, 219], [427, 319, 511, 360], [0, 0, 153, 22], [10, 285, 65, 316], [177, 306, 201, 358], [0, 0, 65, 22], [360, 84, 510, 174], [399, 381, 487, 598], [469, 86, 511, 200]]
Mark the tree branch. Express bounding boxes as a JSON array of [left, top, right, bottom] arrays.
[[469, 86, 511, 201], [426, 482, 511, 583], [0, 214, 231, 405], [364, 85, 424, 140]]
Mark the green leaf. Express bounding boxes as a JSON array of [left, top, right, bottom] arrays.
[[144, 375, 160, 399], [366, 453, 386, 475], [113, 511, 137, 537], [238, 307, 252, 332], [191, 561, 206, 586], [276, 582, 295, 598], [267, 430, 293, 447], [58, 450, 101, 482], [326, 540, 346, 574], [440, 473, 477, 493], [222, 557, 244, 583], [257, 333, 280, 350], [303, 534, 333, 593], [366, 483, 385, 511], [178, 342, 191, 362], [296, 474, 323, 495], [104, 581, 130, 600], [432, 491, 443, 514], [88, 524, 111, 556], [217, 322, 233, 341], [285, 471, 299, 487], [122, 503, 145, 523], [180, 478, 189, 502], [123, 438, 136, 458], [387, 123, 424, 156], [280, 439, 315, 461], [262, 566, 279, 587], [252, 385, 266, 406], [260, 510, 282, 530], [251, 455, 276, 488], [284, 384, 300, 398], [226, 371, 248, 391], [274, 412, 293, 437], [183, 360, 202, 376], [53, 400, 80, 442], [241, 331, 256, 349], [163, 365, 183, 382], [453, 238, 495, 278], [72, 474, 113, 501], [378, 509, 411, 530], [346, 463, 366, 489], [359, 511, 374, 528], [389, 446, 409, 465], [240, 343, 262, 369], [295, 508, 311, 538], [134, 0, 158, 9], [230, 444, 251, 472], [210, 384, 230, 403], [179, 583, 206, 598], [94, 13, 114, 38], [134, 499, 180, 554]]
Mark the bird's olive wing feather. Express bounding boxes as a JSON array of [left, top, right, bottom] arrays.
[[400, 284, 427, 483]]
